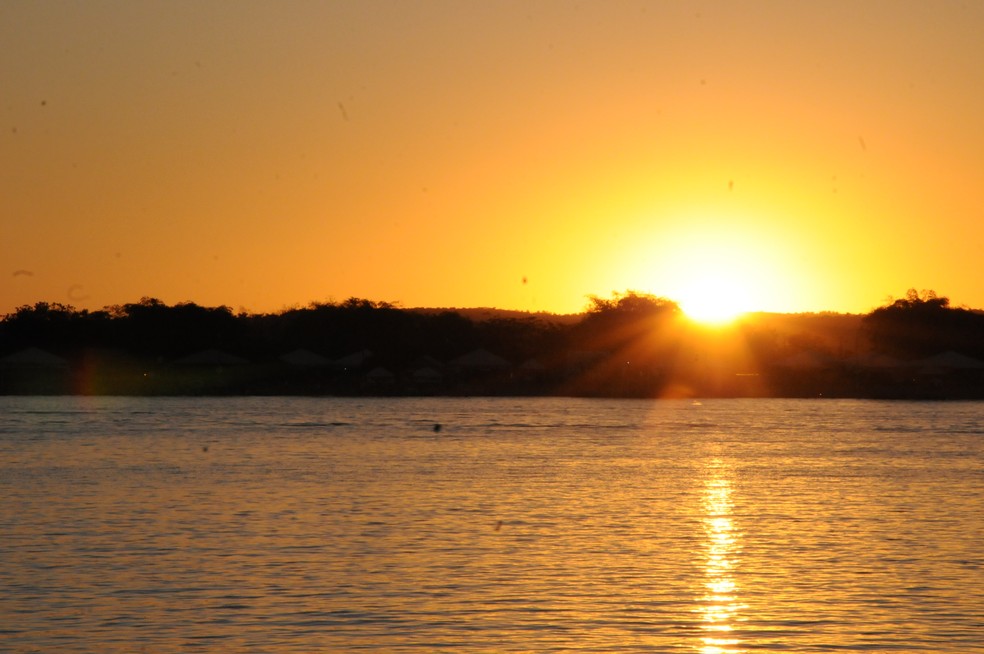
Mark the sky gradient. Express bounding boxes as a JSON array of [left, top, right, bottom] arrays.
[[3, 1, 983, 316]]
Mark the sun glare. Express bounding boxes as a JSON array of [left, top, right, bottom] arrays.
[[646, 218, 784, 325], [678, 275, 750, 325]]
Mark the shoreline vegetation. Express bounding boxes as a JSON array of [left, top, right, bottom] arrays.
[[4, 289, 984, 399]]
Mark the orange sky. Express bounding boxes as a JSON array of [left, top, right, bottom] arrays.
[[3, 1, 983, 317]]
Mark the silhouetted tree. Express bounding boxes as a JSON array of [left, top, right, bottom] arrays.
[[2, 302, 88, 353], [573, 291, 681, 352], [864, 289, 984, 358], [475, 317, 561, 363], [415, 311, 478, 360], [109, 298, 241, 358]]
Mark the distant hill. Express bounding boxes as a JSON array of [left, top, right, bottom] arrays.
[[407, 306, 583, 325], [411, 307, 869, 341]]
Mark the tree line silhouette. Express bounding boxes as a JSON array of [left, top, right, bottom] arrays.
[[3, 289, 984, 398]]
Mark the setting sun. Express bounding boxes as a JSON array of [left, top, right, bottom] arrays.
[[678, 275, 750, 325], [644, 217, 789, 325]]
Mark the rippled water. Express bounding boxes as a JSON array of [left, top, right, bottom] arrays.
[[1, 396, 982, 652]]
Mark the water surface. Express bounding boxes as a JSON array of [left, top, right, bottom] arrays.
[[1, 397, 982, 652]]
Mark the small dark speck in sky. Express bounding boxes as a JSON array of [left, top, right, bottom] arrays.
[[728, 180, 733, 191], [338, 102, 349, 121], [522, 276, 528, 285], [13, 269, 34, 277], [858, 136, 867, 152]]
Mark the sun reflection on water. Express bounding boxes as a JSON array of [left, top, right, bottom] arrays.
[[697, 458, 745, 653]]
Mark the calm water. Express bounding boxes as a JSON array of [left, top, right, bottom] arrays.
[[1, 396, 982, 652]]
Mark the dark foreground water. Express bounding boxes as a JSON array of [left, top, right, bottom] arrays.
[[1, 396, 982, 652]]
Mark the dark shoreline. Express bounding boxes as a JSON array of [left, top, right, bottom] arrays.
[[6, 291, 984, 400], [4, 362, 983, 401]]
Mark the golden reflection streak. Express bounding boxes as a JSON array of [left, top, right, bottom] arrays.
[[696, 458, 746, 653]]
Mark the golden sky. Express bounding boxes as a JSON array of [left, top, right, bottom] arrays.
[[3, 1, 983, 317]]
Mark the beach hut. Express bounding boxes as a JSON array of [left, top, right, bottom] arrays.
[[0, 347, 69, 369], [363, 366, 396, 389], [279, 348, 331, 367], [916, 350, 984, 374], [412, 366, 443, 382], [173, 349, 249, 366], [411, 355, 445, 371], [333, 349, 373, 370], [449, 348, 510, 371], [0, 347, 71, 393]]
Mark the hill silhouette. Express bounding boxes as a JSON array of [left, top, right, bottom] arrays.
[[3, 289, 984, 398]]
